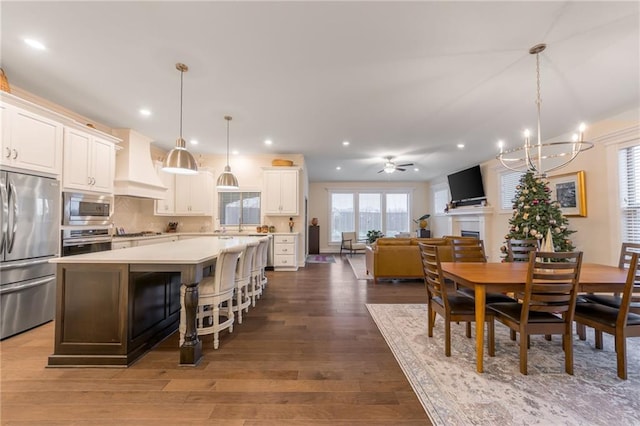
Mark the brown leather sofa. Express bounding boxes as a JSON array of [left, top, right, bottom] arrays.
[[364, 237, 454, 284]]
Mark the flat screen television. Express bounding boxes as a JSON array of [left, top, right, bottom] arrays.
[[447, 165, 486, 206]]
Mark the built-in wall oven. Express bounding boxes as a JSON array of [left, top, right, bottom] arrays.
[[63, 192, 113, 226], [61, 228, 112, 257]]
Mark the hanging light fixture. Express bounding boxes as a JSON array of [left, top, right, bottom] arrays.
[[162, 63, 198, 175], [496, 44, 594, 177], [216, 115, 239, 189]]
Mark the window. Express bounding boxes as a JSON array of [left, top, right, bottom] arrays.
[[500, 171, 524, 210], [218, 192, 261, 226], [433, 187, 449, 215], [329, 190, 411, 242], [619, 144, 640, 243]]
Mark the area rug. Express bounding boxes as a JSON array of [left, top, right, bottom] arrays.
[[366, 303, 640, 426], [306, 254, 336, 263], [345, 254, 370, 280]]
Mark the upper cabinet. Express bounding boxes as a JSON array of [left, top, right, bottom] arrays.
[[154, 162, 176, 215], [154, 168, 213, 216], [63, 127, 115, 193], [263, 168, 299, 216], [1, 103, 63, 175]]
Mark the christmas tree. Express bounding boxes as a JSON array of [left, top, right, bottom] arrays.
[[501, 171, 575, 259]]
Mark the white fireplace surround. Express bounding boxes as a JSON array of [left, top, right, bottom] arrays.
[[445, 206, 494, 259]]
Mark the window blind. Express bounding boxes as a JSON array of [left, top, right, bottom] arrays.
[[619, 144, 640, 243], [500, 171, 523, 210]]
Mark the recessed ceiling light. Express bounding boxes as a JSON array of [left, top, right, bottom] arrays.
[[264, 139, 273, 145], [24, 38, 46, 50], [139, 109, 151, 116], [342, 141, 350, 146], [457, 143, 465, 149], [414, 168, 419, 172], [232, 150, 239, 155], [336, 166, 341, 170], [190, 139, 198, 145]]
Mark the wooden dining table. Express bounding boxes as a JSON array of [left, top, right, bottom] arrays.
[[440, 261, 629, 373]]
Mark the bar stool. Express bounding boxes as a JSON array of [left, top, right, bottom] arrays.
[[234, 240, 258, 324], [179, 244, 244, 350], [250, 237, 269, 305]]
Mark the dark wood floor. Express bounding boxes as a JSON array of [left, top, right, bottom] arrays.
[[1, 255, 431, 425]]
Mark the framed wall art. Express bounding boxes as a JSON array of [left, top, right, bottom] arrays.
[[547, 170, 587, 217]]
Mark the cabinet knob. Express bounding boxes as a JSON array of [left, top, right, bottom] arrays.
[[5, 147, 11, 158], [12, 149, 18, 159], [88, 177, 92, 185], [282, 248, 288, 252]]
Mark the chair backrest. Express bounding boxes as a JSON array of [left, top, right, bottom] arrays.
[[341, 232, 357, 246], [521, 251, 583, 321], [215, 245, 244, 293], [617, 252, 640, 326], [619, 242, 640, 269], [418, 243, 450, 304], [259, 237, 269, 267], [450, 237, 486, 263], [507, 238, 539, 262], [254, 237, 268, 270], [236, 241, 258, 283]]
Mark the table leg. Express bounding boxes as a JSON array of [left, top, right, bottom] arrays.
[[180, 281, 202, 365], [475, 285, 486, 373]]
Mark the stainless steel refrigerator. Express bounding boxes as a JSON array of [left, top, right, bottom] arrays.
[[1, 170, 60, 339]]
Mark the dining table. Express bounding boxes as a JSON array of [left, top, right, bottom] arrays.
[[440, 261, 629, 373]]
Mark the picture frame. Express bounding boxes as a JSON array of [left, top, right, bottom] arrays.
[[547, 170, 587, 217]]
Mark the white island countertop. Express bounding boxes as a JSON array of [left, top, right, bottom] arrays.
[[51, 236, 265, 265]]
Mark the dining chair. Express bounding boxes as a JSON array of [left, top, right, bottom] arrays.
[[573, 252, 640, 379], [179, 244, 245, 350], [340, 231, 367, 256], [506, 238, 540, 262], [580, 242, 640, 312], [487, 250, 583, 375], [418, 242, 495, 357], [249, 237, 269, 306], [234, 240, 259, 322]]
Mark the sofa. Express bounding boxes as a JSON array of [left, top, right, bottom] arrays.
[[364, 237, 454, 284]]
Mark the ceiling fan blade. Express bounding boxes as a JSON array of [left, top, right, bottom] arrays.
[[396, 168, 406, 172], [377, 169, 385, 173], [396, 163, 414, 167]]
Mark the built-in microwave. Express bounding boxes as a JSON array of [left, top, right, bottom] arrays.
[[63, 192, 113, 226]]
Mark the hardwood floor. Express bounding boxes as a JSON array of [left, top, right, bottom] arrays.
[[0, 255, 431, 425]]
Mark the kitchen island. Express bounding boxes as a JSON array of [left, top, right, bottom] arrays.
[[48, 236, 262, 367]]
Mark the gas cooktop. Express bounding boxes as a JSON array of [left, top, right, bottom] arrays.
[[113, 232, 162, 238]]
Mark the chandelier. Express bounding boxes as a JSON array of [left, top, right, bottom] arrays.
[[496, 44, 594, 177]]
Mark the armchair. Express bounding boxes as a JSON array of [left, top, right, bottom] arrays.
[[340, 232, 366, 256]]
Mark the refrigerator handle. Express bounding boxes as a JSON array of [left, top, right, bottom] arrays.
[[1, 179, 7, 253], [7, 178, 17, 254]]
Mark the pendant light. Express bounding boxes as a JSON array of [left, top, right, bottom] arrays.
[[162, 63, 198, 175], [216, 115, 239, 189]]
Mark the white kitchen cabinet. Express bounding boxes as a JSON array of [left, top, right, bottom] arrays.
[[1, 103, 63, 175], [112, 240, 132, 250], [154, 162, 176, 215], [134, 235, 178, 246], [63, 127, 115, 193], [263, 168, 299, 215], [273, 234, 298, 271], [174, 170, 213, 215]]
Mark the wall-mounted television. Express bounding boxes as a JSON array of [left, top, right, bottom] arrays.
[[447, 165, 486, 206]]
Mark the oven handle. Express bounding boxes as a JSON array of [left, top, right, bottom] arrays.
[[0, 276, 56, 295], [63, 237, 113, 246]]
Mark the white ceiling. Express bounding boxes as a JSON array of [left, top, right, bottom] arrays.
[[2, 1, 639, 182]]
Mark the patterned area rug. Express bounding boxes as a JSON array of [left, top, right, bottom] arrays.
[[305, 254, 336, 263], [345, 254, 370, 280], [366, 303, 640, 426]]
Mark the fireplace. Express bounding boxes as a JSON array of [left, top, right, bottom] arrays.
[[461, 230, 480, 239]]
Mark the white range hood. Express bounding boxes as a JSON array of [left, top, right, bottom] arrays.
[[112, 128, 167, 199]]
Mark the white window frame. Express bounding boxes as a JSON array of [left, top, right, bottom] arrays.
[[499, 170, 524, 213], [432, 183, 449, 216]]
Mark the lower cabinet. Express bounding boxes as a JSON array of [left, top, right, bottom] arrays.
[[112, 235, 178, 250], [273, 234, 298, 271]]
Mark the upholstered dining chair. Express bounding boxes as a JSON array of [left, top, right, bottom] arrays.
[[249, 237, 269, 306], [487, 250, 583, 375], [340, 231, 366, 256], [180, 244, 245, 350], [234, 240, 259, 322], [573, 252, 640, 379], [418, 242, 495, 357], [506, 238, 540, 262]]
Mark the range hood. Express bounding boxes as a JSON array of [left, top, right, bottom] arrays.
[[112, 128, 167, 199]]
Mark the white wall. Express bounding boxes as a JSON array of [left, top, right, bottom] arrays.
[[308, 181, 431, 253]]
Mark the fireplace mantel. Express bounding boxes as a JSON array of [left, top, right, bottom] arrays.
[[445, 206, 493, 216]]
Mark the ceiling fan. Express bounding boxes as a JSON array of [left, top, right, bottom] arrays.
[[377, 156, 414, 174]]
